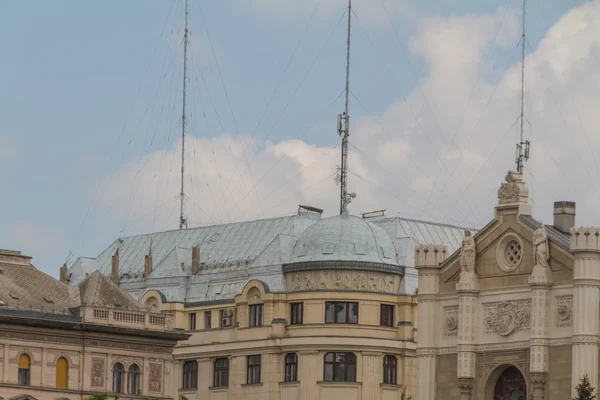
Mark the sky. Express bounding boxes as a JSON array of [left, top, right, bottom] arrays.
[[1, 0, 599, 277]]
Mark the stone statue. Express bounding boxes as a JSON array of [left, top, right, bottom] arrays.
[[533, 221, 549, 268], [460, 229, 476, 274]]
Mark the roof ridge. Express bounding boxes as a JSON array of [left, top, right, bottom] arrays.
[[380, 216, 476, 231]]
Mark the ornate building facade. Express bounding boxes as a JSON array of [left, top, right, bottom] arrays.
[[416, 170, 590, 400], [69, 207, 470, 400], [0, 249, 187, 400]]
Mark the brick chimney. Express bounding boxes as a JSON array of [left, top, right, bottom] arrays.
[[59, 263, 69, 283], [191, 246, 201, 275], [554, 201, 576, 233], [111, 248, 120, 283]]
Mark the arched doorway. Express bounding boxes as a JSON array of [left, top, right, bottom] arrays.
[[493, 366, 527, 400]]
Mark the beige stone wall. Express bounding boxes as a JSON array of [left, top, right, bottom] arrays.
[[435, 353, 460, 400], [0, 324, 176, 399], [548, 345, 572, 400], [173, 279, 417, 400]]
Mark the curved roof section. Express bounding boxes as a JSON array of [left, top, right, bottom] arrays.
[[288, 214, 399, 266]]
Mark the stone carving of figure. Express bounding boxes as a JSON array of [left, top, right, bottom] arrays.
[[292, 272, 302, 290], [459, 229, 476, 274], [533, 221, 549, 268]]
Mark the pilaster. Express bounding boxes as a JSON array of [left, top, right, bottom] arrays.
[[197, 357, 211, 398], [299, 350, 319, 400], [41, 348, 47, 387], [456, 272, 479, 400], [361, 352, 382, 399], [415, 244, 447, 400], [529, 265, 551, 400], [570, 228, 600, 396]]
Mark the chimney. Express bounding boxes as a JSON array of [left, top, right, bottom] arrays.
[[554, 201, 576, 233], [191, 246, 201, 275], [59, 263, 69, 283], [111, 248, 120, 283], [144, 245, 153, 279]]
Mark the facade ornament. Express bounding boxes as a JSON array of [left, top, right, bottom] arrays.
[[303, 272, 314, 289], [498, 170, 522, 204], [354, 273, 366, 290], [533, 221, 550, 268], [556, 296, 573, 328], [149, 363, 163, 392], [334, 272, 350, 289], [457, 377, 474, 390], [443, 306, 458, 337], [484, 300, 531, 335], [460, 229, 476, 275], [91, 358, 105, 387], [530, 372, 547, 385]]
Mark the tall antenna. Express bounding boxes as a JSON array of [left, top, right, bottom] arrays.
[[516, 0, 530, 174], [179, 0, 189, 230], [337, 0, 355, 215]]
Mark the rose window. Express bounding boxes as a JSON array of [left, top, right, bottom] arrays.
[[505, 240, 522, 266]]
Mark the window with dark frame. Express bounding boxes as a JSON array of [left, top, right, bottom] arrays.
[[383, 355, 397, 385], [249, 304, 264, 327], [182, 360, 198, 389], [213, 358, 229, 387], [189, 312, 197, 330], [284, 353, 298, 382], [247, 355, 261, 384], [380, 304, 394, 327], [112, 362, 125, 393], [290, 302, 303, 325], [17, 354, 30, 386], [204, 311, 212, 329], [323, 352, 356, 382], [325, 302, 358, 324], [220, 309, 234, 327]]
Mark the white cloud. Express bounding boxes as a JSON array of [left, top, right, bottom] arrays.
[[96, 0, 600, 236]]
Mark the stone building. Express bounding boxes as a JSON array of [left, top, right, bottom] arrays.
[[415, 170, 592, 400], [69, 206, 470, 400], [0, 249, 187, 400]]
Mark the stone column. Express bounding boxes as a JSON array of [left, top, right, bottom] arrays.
[[571, 228, 600, 395], [528, 263, 551, 400], [415, 244, 447, 400], [456, 271, 479, 400], [361, 352, 382, 399], [299, 350, 319, 400]]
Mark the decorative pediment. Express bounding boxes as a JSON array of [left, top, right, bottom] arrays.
[[10, 395, 39, 400], [438, 214, 573, 292]]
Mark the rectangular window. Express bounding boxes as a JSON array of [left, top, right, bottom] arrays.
[[383, 355, 397, 385], [189, 312, 197, 330], [249, 304, 264, 327], [325, 302, 358, 324], [290, 302, 303, 325], [205, 311, 212, 329], [323, 352, 356, 382], [182, 360, 198, 389], [284, 353, 298, 382], [18, 368, 29, 385], [220, 309, 234, 327], [380, 304, 394, 327], [247, 355, 261, 384], [213, 358, 229, 387]]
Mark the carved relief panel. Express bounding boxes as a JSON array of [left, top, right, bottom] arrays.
[[555, 295, 572, 328], [443, 306, 458, 338], [91, 357, 105, 388], [483, 300, 531, 336], [286, 269, 400, 293], [149, 363, 163, 392]]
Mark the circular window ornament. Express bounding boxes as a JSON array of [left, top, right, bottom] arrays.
[[496, 234, 524, 272]]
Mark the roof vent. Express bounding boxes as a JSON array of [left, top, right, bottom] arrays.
[[297, 205, 323, 220], [43, 296, 54, 304], [361, 210, 386, 222], [9, 293, 18, 300], [113, 299, 122, 307]]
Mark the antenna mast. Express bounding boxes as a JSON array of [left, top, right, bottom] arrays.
[[179, 0, 189, 230], [516, 0, 530, 174], [337, 0, 355, 215]]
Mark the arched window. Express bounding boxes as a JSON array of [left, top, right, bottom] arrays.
[[213, 358, 229, 387], [182, 360, 198, 389], [112, 362, 125, 393], [56, 357, 68, 389], [18, 353, 30, 385], [284, 353, 298, 382], [383, 355, 397, 384], [323, 352, 356, 382], [128, 363, 141, 394]]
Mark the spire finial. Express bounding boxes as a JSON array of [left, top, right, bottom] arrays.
[[337, 0, 355, 215], [179, 0, 189, 230], [516, 0, 530, 174]]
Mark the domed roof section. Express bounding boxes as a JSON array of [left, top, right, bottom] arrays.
[[289, 214, 399, 266]]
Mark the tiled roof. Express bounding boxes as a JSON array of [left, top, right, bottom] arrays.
[[79, 271, 146, 311]]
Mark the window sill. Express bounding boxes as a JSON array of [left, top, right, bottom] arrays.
[[317, 381, 362, 386], [209, 386, 229, 392], [179, 387, 198, 392], [241, 382, 264, 387], [380, 383, 401, 388], [280, 381, 300, 385]]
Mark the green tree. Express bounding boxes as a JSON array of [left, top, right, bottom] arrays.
[[400, 386, 412, 400], [574, 374, 597, 400]]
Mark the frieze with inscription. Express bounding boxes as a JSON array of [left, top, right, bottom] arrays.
[[287, 269, 399, 293]]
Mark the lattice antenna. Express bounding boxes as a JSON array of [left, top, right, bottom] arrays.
[[179, 0, 189, 230], [516, 0, 530, 174], [337, 0, 356, 215]]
